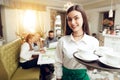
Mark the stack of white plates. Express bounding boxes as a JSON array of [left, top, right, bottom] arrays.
[[99, 51, 120, 68], [74, 51, 99, 62]]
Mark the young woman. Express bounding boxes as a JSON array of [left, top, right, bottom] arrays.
[[19, 33, 54, 80], [19, 33, 40, 69], [55, 5, 99, 80]]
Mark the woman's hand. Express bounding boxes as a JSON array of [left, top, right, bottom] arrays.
[[86, 66, 95, 70], [39, 47, 46, 53], [40, 49, 46, 53]]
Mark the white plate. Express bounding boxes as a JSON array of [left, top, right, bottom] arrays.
[[99, 57, 120, 68], [74, 52, 98, 62], [95, 46, 113, 57], [94, 51, 103, 57]]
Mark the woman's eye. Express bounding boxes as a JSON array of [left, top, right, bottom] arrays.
[[67, 17, 79, 22], [75, 17, 79, 20]]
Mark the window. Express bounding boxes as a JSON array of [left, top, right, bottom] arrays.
[[50, 9, 66, 37]]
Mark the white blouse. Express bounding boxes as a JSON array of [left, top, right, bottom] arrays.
[[55, 34, 99, 79], [20, 42, 34, 63]]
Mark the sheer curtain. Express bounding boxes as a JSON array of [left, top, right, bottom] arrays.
[[0, 0, 48, 38], [0, 0, 48, 42], [15, 9, 47, 39]]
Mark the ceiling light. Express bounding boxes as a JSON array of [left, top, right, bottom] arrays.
[[109, 9, 113, 17], [109, 0, 113, 17]]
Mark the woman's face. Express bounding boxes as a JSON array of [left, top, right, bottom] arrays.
[[32, 36, 37, 43], [28, 35, 35, 44], [34, 33, 40, 42], [28, 37, 34, 44], [67, 10, 83, 32]]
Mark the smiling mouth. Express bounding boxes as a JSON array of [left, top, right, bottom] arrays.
[[72, 25, 78, 29]]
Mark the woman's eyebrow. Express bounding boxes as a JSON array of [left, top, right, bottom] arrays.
[[67, 15, 79, 19]]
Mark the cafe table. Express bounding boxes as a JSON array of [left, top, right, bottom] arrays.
[[37, 48, 56, 65], [36, 48, 56, 80], [73, 52, 120, 80]]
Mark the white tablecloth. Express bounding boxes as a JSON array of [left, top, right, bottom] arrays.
[[37, 49, 55, 65]]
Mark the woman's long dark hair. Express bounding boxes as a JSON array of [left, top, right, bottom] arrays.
[[65, 5, 90, 35]]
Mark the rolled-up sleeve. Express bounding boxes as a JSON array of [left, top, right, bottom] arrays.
[[55, 39, 63, 79]]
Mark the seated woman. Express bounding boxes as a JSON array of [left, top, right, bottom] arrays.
[[19, 33, 54, 80], [19, 33, 40, 69]]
